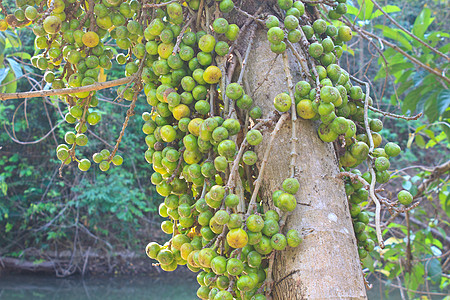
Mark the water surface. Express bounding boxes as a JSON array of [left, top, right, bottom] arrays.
[[0, 274, 198, 300], [0, 273, 444, 299]]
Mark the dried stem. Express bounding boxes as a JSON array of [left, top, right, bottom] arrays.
[[286, 41, 312, 82], [0, 76, 135, 101], [282, 52, 298, 178], [361, 80, 384, 248], [368, 105, 422, 121], [172, 16, 194, 55], [143, 0, 181, 8], [226, 121, 267, 190], [264, 252, 276, 298], [237, 24, 256, 85], [246, 113, 289, 216]]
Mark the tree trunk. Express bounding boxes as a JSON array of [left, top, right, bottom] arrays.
[[246, 29, 368, 299]]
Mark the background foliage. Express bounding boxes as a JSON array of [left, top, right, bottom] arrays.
[[0, 0, 448, 297]]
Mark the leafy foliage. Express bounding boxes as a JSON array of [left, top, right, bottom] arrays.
[[347, 0, 449, 296]]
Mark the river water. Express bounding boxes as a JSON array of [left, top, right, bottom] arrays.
[[0, 273, 442, 299]]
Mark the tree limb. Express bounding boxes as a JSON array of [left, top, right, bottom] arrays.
[[0, 76, 135, 101]]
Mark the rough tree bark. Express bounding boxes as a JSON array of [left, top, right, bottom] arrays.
[[245, 29, 368, 299]]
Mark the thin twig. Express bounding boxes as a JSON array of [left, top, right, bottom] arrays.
[[172, 16, 195, 55], [0, 76, 135, 101], [343, 16, 450, 85], [371, 0, 449, 61], [246, 113, 289, 216], [361, 80, 384, 248], [237, 24, 257, 85], [282, 52, 298, 178]]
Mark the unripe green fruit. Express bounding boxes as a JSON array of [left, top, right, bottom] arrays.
[[282, 178, 300, 194], [266, 15, 279, 29], [397, 190, 413, 206], [313, 19, 327, 34], [112, 155, 123, 166], [246, 130, 263, 146], [273, 93, 292, 112], [99, 160, 110, 172], [309, 42, 323, 58], [286, 229, 302, 247], [219, 0, 234, 13], [286, 7, 300, 18], [271, 233, 287, 250], [78, 159, 91, 171], [338, 26, 353, 42], [278, 0, 293, 10], [247, 215, 264, 233], [236, 94, 253, 110], [267, 27, 284, 45], [243, 150, 257, 166], [225, 83, 243, 100], [284, 15, 299, 30], [385, 142, 401, 157], [288, 29, 301, 43], [270, 41, 286, 54], [43, 16, 62, 34], [25, 6, 37, 20], [336, 3, 348, 15], [225, 24, 239, 41], [212, 18, 229, 34], [249, 107, 262, 119], [276, 193, 296, 212], [198, 34, 216, 53]]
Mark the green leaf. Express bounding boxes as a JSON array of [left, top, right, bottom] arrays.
[[0, 33, 5, 53], [402, 181, 412, 190], [1, 180, 7, 196], [346, 5, 360, 16], [342, 43, 355, 56], [4, 30, 21, 48], [423, 129, 435, 140], [374, 25, 412, 50], [437, 89, 450, 115], [6, 58, 23, 78], [0, 67, 10, 83], [438, 42, 450, 54], [0, 70, 16, 94], [388, 62, 414, 76], [362, 0, 374, 20], [413, 8, 434, 40], [415, 134, 426, 148], [372, 5, 401, 19], [7, 52, 31, 60], [425, 256, 442, 283], [424, 91, 441, 122], [415, 125, 427, 133], [440, 191, 450, 218], [403, 87, 423, 114]]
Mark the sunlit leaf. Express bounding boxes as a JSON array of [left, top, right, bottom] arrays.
[[7, 52, 31, 60], [375, 25, 412, 50], [415, 134, 426, 148], [413, 8, 434, 40], [6, 58, 23, 78], [0, 67, 10, 83], [372, 5, 401, 19]]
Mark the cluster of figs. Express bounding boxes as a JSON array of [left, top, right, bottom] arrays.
[[1, 0, 413, 298]]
